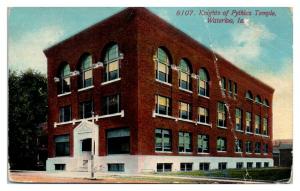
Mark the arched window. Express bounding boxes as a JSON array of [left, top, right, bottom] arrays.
[[255, 95, 262, 103], [155, 48, 171, 83], [199, 68, 209, 97], [104, 44, 120, 81], [78, 54, 93, 89], [245, 91, 253, 100], [58, 63, 71, 94], [179, 59, 191, 90], [263, 99, 269, 106]]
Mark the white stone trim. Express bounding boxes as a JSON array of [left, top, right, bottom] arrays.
[[198, 94, 210, 99], [57, 92, 71, 97], [155, 79, 172, 87], [179, 87, 193, 94], [196, 122, 212, 127], [78, 85, 94, 92], [101, 78, 121, 86], [177, 118, 194, 123], [217, 126, 227, 129]]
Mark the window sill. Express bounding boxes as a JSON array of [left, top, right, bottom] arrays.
[[179, 87, 193, 94], [96, 110, 124, 119], [57, 92, 71, 97], [197, 152, 210, 155], [254, 133, 261, 136], [153, 112, 176, 120], [101, 78, 121, 86], [54, 120, 73, 128], [179, 152, 193, 155], [155, 79, 172, 87], [178, 118, 194, 123], [245, 97, 254, 102], [261, 134, 269, 138], [235, 152, 243, 154], [255, 153, 261, 155], [235, 129, 244, 133], [198, 94, 210, 99], [217, 151, 227, 153], [155, 151, 173, 154], [246, 152, 253, 155], [245, 131, 253, 135], [217, 126, 227, 129], [78, 85, 94, 92], [196, 122, 212, 127]]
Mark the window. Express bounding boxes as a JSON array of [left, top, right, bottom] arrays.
[[235, 140, 243, 153], [198, 134, 209, 153], [58, 63, 71, 94], [54, 135, 70, 157], [102, 94, 120, 115], [255, 142, 261, 154], [198, 68, 209, 96], [199, 163, 210, 171], [217, 137, 227, 152], [263, 144, 268, 154], [108, 163, 124, 172], [256, 162, 261, 168], [79, 101, 93, 119], [263, 118, 268, 135], [155, 48, 171, 83], [233, 82, 237, 95], [255, 95, 262, 103], [107, 128, 130, 154], [179, 59, 191, 90], [104, 44, 120, 81], [245, 91, 253, 99], [236, 162, 243, 169], [55, 164, 66, 170], [78, 54, 93, 89], [247, 162, 253, 169], [246, 112, 252, 133], [221, 77, 226, 90], [228, 80, 232, 93], [217, 102, 226, 127], [155, 129, 172, 152], [179, 102, 192, 120], [245, 141, 252, 153], [59, 106, 71, 122], [218, 162, 227, 170], [255, 115, 261, 134], [157, 163, 172, 172], [198, 107, 209, 124], [264, 162, 269, 168], [155, 95, 171, 116], [263, 99, 269, 106], [180, 163, 193, 171], [235, 108, 242, 131], [178, 132, 192, 153]]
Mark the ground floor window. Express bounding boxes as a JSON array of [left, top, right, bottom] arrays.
[[218, 162, 227, 170], [180, 163, 193, 172], [55, 164, 66, 170], [157, 163, 172, 172], [155, 128, 172, 152], [236, 162, 243, 169], [256, 162, 261, 168], [247, 162, 253, 169], [108, 163, 124, 172], [264, 162, 269, 168], [199, 163, 210, 171], [107, 128, 130, 154], [54, 135, 70, 157]]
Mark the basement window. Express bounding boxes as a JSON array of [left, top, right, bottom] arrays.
[[108, 163, 124, 172], [199, 163, 210, 171], [55, 164, 66, 170], [218, 162, 227, 170], [180, 163, 193, 171], [157, 163, 172, 172]]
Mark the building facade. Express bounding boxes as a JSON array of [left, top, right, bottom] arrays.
[[45, 8, 274, 173]]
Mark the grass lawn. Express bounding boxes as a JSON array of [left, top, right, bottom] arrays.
[[163, 167, 291, 182]]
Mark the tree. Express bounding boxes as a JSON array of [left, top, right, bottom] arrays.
[[8, 69, 47, 170]]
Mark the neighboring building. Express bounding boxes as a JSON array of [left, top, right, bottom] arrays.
[[44, 8, 274, 173], [273, 139, 293, 167]]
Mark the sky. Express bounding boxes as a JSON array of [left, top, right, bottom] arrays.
[[8, 7, 293, 140]]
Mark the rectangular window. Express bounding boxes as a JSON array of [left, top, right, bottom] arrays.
[[178, 132, 192, 153], [180, 163, 193, 172], [217, 102, 226, 127], [217, 137, 227, 152], [179, 71, 190, 90], [255, 115, 261, 134], [199, 163, 210, 171], [107, 128, 130, 154], [79, 100, 93, 119], [228, 80, 232, 93], [155, 129, 172, 152], [235, 140, 243, 153], [221, 77, 226, 90], [155, 95, 171, 116], [156, 49, 170, 83], [233, 82, 237, 94], [157, 163, 172, 172], [255, 142, 261, 154], [235, 108, 242, 131], [102, 94, 120, 115], [256, 162, 261, 168], [55, 164, 66, 170], [105, 60, 120, 81], [84, 69, 93, 87], [263, 144, 268, 154], [198, 107, 209, 124], [59, 106, 71, 122], [179, 102, 192, 120], [236, 162, 243, 169], [247, 162, 253, 169], [264, 162, 269, 168], [54, 135, 70, 157], [218, 162, 227, 170], [246, 112, 252, 133], [263, 118, 268, 135], [198, 134, 209, 153], [245, 141, 252, 153], [108, 163, 124, 172]]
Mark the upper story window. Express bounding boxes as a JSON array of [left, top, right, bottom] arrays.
[[59, 106, 71, 122], [255, 142, 261, 153], [233, 82, 237, 95], [155, 95, 171, 116], [179, 59, 191, 90], [78, 54, 93, 89], [235, 108, 242, 131], [102, 94, 120, 115], [245, 141, 252, 153], [198, 68, 209, 97], [263, 117, 268, 135], [221, 77, 226, 90], [217, 137, 227, 152], [155, 48, 171, 83], [246, 112, 252, 133], [179, 101, 192, 120], [79, 100, 93, 119], [198, 134, 209, 153], [198, 107, 209, 124], [217, 102, 226, 127], [245, 91, 253, 100], [263, 99, 269, 106], [58, 63, 71, 94], [255, 115, 261, 134], [178, 132, 192, 153], [235, 139, 243, 153], [255, 95, 262, 104], [155, 128, 172, 152], [263, 144, 269, 153], [104, 44, 120, 82], [228, 80, 232, 94]]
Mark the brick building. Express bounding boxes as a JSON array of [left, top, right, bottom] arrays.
[[44, 8, 274, 173]]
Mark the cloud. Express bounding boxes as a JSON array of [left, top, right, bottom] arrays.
[[8, 25, 65, 73]]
